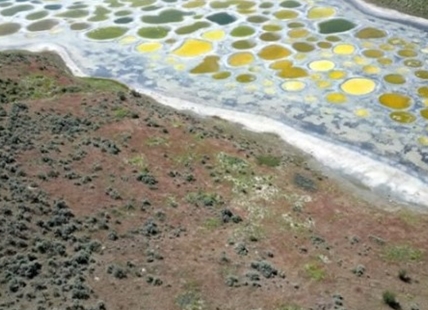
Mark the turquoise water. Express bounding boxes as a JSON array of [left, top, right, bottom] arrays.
[[1, 0, 428, 202]]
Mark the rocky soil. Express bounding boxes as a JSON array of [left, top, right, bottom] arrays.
[[0, 50, 427, 310]]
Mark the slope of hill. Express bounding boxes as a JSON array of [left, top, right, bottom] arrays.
[[0, 50, 427, 310]]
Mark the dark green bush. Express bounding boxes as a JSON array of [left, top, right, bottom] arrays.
[[250, 261, 278, 278], [383, 291, 401, 309], [398, 269, 411, 283], [107, 264, 127, 279], [293, 173, 317, 192], [136, 171, 158, 186]]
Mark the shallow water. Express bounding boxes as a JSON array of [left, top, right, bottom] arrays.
[[1, 0, 428, 205]]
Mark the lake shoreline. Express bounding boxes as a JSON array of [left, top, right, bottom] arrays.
[[355, 0, 428, 21], [2, 0, 428, 209], [12, 41, 428, 210], [346, 0, 428, 29]]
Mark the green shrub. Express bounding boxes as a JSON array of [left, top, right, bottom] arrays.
[[145, 136, 169, 147], [136, 171, 158, 186], [398, 269, 411, 283], [185, 191, 223, 207], [256, 154, 281, 167], [126, 155, 148, 171], [383, 245, 423, 262], [294, 173, 317, 192], [107, 264, 127, 279], [203, 217, 222, 230], [113, 107, 130, 119], [176, 291, 204, 310], [382, 291, 401, 309], [304, 263, 326, 281], [218, 152, 248, 171]]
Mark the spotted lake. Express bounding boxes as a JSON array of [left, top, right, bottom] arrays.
[[1, 0, 428, 205]]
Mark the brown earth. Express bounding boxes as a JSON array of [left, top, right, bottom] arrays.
[[0, 50, 427, 310]]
